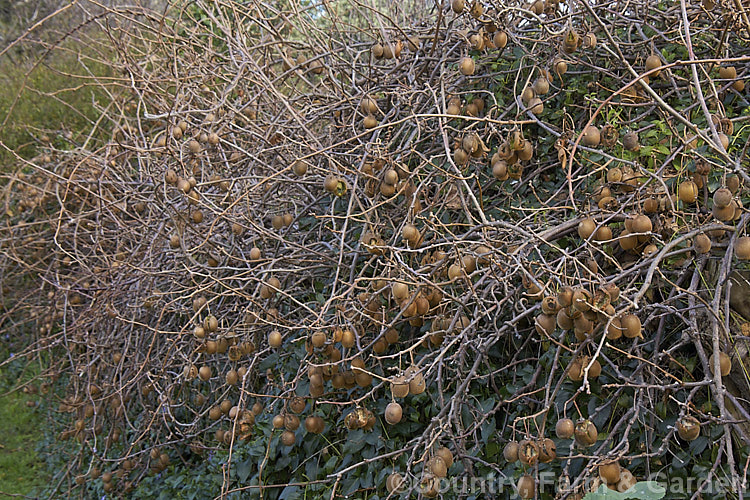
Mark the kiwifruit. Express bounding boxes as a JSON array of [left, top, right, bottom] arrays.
[[198, 366, 211, 381], [165, 169, 178, 185], [622, 131, 640, 151], [454, 147, 469, 165], [713, 187, 733, 209], [280, 430, 296, 446], [537, 438, 557, 462], [447, 99, 461, 115], [250, 247, 262, 260], [583, 32, 597, 49], [469, 0, 483, 18], [188, 140, 202, 154], [562, 29, 580, 53], [645, 54, 662, 77], [284, 414, 300, 431], [578, 218, 596, 239], [557, 286, 574, 308], [518, 140, 534, 161], [556, 418, 575, 439], [517, 474, 535, 499], [582, 126, 601, 147], [459, 57, 475, 76], [557, 308, 574, 330], [427, 456, 448, 478], [599, 462, 621, 484], [518, 439, 539, 465], [533, 77, 550, 95], [554, 58, 568, 76], [709, 351, 732, 377], [643, 243, 658, 257], [363, 115, 378, 129], [469, 33, 484, 51], [617, 469, 637, 492], [209, 406, 222, 421], [676, 415, 700, 441], [594, 225, 613, 242], [420, 473, 440, 498], [535, 313, 556, 336], [324, 175, 339, 193], [606, 317, 623, 340], [718, 132, 730, 150], [719, 66, 737, 79], [737, 236, 750, 260], [436, 446, 454, 468], [694, 233, 712, 254], [574, 419, 598, 446], [528, 97, 543, 115], [493, 31, 508, 49], [268, 330, 282, 348], [620, 314, 642, 338], [451, 0, 465, 13], [341, 329, 355, 348], [521, 87, 535, 105], [386, 472, 405, 493], [733, 80, 745, 91], [618, 230, 638, 251], [503, 441, 519, 462], [391, 376, 410, 398], [678, 179, 698, 203], [631, 214, 652, 234], [310, 331, 326, 348], [407, 367, 426, 395]]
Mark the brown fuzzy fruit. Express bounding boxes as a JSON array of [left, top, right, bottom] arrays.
[[600, 462, 621, 484], [623, 131, 640, 151], [719, 66, 737, 79], [678, 180, 698, 203], [621, 314, 642, 338], [384, 402, 403, 424], [493, 31, 508, 49], [575, 419, 598, 446], [428, 456, 448, 478], [517, 474, 535, 499], [735, 236, 750, 260], [268, 330, 282, 348], [676, 415, 700, 441], [556, 418, 575, 439], [451, 0, 465, 13], [618, 469, 637, 492], [537, 438, 557, 462], [694, 233, 712, 254], [709, 351, 732, 377], [714, 187, 733, 208], [386, 472, 405, 493], [363, 115, 378, 129], [459, 57, 475, 76], [582, 126, 601, 147], [503, 441, 519, 462], [578, 218, 596, 239], [281, 430, 296, 446], [533, 77, 550, 95], [645, 54, 662, 77], [528, 97, 543, 115], [436, 446, 454, 468]]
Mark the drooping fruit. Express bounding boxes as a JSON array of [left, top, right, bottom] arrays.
[[578, 218, 596, 239], [384, 402, 403, 424], [518, 439, 539, 465], [709, 351, 732, 377], [676, 415, 700, 441], [556, 418, 575, 439], [503, 441, 519, 462], [386, 472, 405, 493], [574, 419, 598, 446], [623, 131, 640, 151], [694, 233, 712, 254], [459, 57, 475, 76], [735, 236, 750, 260], [517, 474, 535, 499], [678, 179, 698, 203], [645, 54, 662, 77], [436, 446, 454, 468], [582, 125, 601, 147], [599, 462, 621, 484]]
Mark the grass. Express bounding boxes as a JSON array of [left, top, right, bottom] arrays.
[[0, 46, 114, 166], [0, 366, 47, 497]]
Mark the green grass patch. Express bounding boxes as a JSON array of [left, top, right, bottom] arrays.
[[0, 367, 47, 497], [0, 46, 115, 166]]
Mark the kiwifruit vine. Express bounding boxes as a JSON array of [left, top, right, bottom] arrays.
[[2, 0, 750, 499]]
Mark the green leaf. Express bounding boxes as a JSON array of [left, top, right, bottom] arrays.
[[236, 458, 253, 483]]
